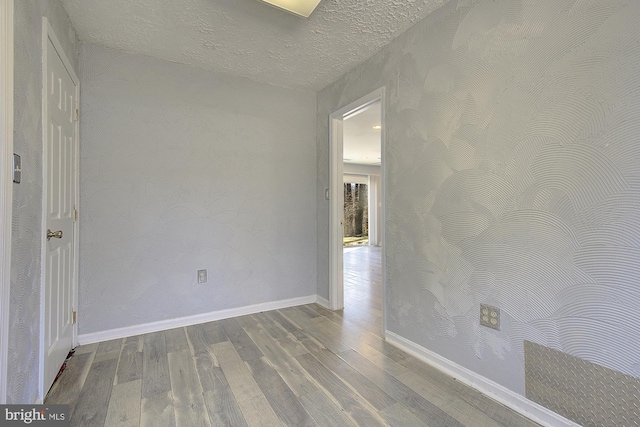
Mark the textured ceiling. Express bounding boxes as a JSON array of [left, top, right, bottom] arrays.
[[61, 0, 450, 90]]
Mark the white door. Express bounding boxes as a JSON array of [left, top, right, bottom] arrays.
[[42, 24, 78, 395]]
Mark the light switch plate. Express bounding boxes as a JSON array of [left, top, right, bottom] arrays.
[[197, 269, 207, 284], [12, 154, 21, 183]]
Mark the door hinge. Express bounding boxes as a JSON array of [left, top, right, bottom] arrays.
[[74, 208, 78, 222], [75, 108, 79, 121], [72, 310, 77, 324]]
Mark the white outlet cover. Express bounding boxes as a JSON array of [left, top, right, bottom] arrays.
[[480, 304, 500, 331]]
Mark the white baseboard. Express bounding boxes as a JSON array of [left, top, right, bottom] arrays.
[[78, 294, 318, 345], [385, 331, 581, 427], [315, 295, 330, 309]]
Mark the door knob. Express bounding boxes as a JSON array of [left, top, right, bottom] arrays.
[[47, 229, 63, 241]]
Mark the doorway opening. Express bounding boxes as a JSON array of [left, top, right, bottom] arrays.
[[329, 88, 386, 334]]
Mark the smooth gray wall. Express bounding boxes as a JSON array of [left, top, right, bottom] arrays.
[[10, 0, 78, 404], [78, 44, 317, 335], [317, 0, 640, 395]]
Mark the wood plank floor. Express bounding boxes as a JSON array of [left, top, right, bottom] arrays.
[[46, 246, 540, 427]]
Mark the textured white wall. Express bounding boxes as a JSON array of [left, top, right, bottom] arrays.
[[78, 44, 317, 335], [317, 0, 640, 394], [10, 0, 78, 404]]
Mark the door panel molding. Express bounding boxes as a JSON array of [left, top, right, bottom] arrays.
[[0, 0, 14, 404], [40, 18, 79, 401]]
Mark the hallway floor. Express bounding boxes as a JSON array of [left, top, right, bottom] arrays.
[[45, 246, 540, 427]]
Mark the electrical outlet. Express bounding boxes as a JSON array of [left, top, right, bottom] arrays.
[[480, 304, 500, 330], [197, 269, 207, 284]]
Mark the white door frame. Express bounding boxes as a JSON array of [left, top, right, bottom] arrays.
[[39, 18, 80, 402], [329, 87, 387, 332], [0, 0, 14, 405], [367, 174, 381, 247]]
